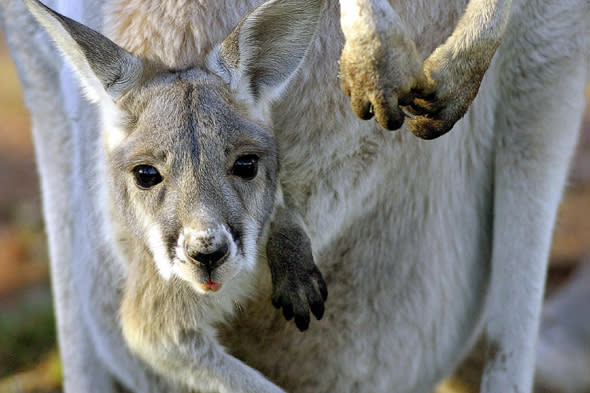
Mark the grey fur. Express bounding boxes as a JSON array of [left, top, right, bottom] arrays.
[[1, 0, 589, 392], [14, 0, 324, 392]]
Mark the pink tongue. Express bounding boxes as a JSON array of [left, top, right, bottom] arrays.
[[205, 281, 221, 292]]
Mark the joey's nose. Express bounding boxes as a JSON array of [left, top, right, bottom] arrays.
[[187, 243, 229, 272]]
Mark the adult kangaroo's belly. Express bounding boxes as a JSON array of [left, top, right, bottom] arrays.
[[222, 205, 494, 392], [222, 115, 497, 392]]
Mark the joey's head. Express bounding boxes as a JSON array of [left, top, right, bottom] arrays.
[[24, 0, 321, 293], [111, 74, 279, 293]]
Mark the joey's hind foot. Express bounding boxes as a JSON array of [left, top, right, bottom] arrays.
[[266, 209, 327, 332]]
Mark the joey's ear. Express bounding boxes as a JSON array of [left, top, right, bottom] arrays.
[[207, 0, 321, 109], [23, 0, 143, 102]]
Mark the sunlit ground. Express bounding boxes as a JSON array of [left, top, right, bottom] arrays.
[[0, 30, 589, 393]]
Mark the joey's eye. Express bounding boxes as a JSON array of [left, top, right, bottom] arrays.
[[232, 155, 259, 180], [133, 165, 163, 189]]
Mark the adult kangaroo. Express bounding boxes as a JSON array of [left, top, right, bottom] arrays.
[[1, 0, 588, 392]]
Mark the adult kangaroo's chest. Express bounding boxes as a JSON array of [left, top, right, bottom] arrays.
[[104, 0, 262, 68], [102, 0, 466, 67]]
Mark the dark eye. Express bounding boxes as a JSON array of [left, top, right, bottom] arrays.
[[133, 165, 163, 189], [232, 155, 259, 180]]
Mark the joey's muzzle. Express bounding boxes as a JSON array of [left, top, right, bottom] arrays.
[[179, 225, 235, 276]]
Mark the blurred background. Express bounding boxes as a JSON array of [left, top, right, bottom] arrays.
[[0, 29, 589, 393], [0, 31, 60, 393]]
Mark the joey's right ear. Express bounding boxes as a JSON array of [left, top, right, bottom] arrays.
[[23, 0, 143, 102], [206, 0, 321, 116]]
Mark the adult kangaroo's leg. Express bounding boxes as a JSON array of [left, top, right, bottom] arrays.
[[2, 2, 171, 391], [482, 2, 588, 391], [0, 2, 118, 391]]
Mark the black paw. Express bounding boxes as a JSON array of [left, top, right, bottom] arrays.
[[266, 210, 328, 332], [270, 261, 328, 332]]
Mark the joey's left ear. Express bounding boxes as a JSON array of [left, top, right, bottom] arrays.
[[206, 0, 321, 112], [23, 0, 144, 103]]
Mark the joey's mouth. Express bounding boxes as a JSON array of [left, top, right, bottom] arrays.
[[171, 257, 231, 294], [200, 280, 222, 292]]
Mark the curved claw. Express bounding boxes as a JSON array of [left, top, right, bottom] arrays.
[[372, 94, 405, 131], [282, 301, 294, 321], [293, 297, 311, 331], [310, 299, 325, 321], [294, 314, 310, 332], [407, 117, 451, 140], [403, 83, 479, 140]]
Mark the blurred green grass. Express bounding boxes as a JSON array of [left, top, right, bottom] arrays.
[[0, 301, 56, 378]]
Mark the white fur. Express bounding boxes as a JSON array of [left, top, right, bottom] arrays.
[[181, 226, 230, 254], [146, 225, 173, 280], [102, 102, 129, 151]]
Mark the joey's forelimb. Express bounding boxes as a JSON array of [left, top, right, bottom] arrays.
[[267, 207, 327, 331]]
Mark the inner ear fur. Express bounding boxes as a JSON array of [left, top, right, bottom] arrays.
[[207, 0, 322, 106]]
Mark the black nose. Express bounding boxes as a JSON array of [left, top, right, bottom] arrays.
[[187, 243, 229, 272]]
